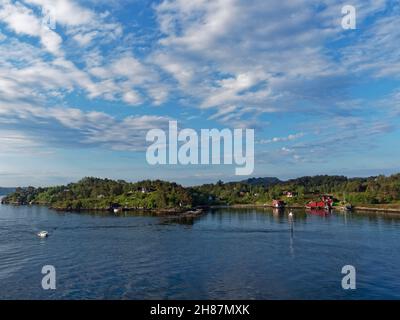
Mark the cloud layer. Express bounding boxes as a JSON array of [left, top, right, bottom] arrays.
[[0, 0, 399, 184]]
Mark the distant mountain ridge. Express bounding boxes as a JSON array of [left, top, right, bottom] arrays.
[[0, 187, 16, 195], [239, 177, 282, 186]]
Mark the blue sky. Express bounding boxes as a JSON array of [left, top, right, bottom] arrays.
[[0, 0, 400, 186]]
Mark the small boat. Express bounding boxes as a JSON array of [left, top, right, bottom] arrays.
[[37, 231, 49, 238], [306, 201, 325, 210], [341, 193, 352, 211], [288, 211, 294, 218], [343, 204, 353, 211], [306, 196, 333, 210], [272, 199, 285, 208], [336, 202, 352, 212]]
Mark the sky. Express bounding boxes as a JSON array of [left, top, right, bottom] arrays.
[[0, 0, 400, 187]]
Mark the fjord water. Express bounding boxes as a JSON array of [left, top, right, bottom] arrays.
[[0, 204, 399, 300]]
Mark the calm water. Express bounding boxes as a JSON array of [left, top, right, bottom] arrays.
[[0, 203, 399, 300]]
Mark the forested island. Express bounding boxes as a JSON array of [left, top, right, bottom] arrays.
[[2, 174, 400, 213]]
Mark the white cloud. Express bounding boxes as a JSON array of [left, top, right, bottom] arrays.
[[0, 0, 63, 54], [152, 52, 195, 87], [153, 0, 396, 125], [340, 13, 400, 78], [88, 54, 168, 106], [1, 0, 394, 124], [0, 130, 43, 153], [157, 0, 238, 51], [24, 0, 94, 26], [72, 31, 97, 46], [0, 0, 399, 166], [259, 133, 304, 144], [0, 1, 41, 36], [0, 100, 172, 152], [23, 0, 123, 46], [122, 90, 142, 105], [0, 36, 167, 107]]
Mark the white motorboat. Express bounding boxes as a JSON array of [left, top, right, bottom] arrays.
[[37, 231, 49, 238]]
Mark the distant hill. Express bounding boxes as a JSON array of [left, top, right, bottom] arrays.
[[0, 187, 16, 196], [240, 177, 281, 187]]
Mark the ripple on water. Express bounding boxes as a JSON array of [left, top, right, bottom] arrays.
[[0, 242, 33, 280]]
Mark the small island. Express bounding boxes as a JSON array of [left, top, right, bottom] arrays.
[[2, 174, 400, 214]]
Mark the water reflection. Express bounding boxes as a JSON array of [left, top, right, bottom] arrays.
[[306, 208, 331, 217], [288, 212, 294, 257]]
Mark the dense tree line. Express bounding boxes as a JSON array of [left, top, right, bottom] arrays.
[[2, 177, 193, 211], [3, 174, 400, 210], [190, 174, 400, 206]]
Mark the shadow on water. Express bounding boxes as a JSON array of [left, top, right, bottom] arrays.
[[50, 207, 206, 228]]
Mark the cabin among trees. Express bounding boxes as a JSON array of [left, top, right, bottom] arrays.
[[283, 191, 298, 198]]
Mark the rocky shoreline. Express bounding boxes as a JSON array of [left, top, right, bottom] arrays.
[[209, 204, 400, 214], [3, 198, 400, 216]]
